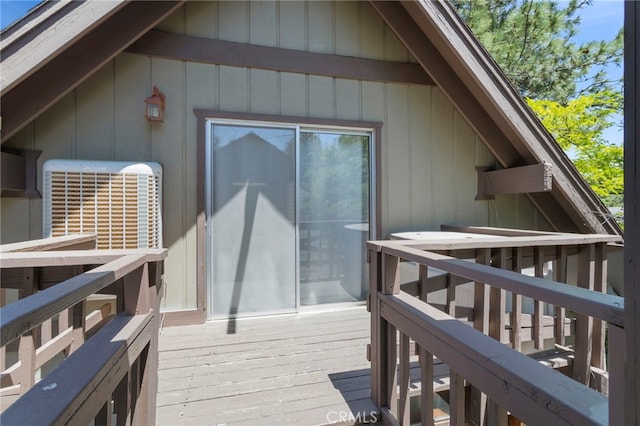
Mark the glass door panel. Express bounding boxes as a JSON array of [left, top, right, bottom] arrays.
[[209, 124, 296, 317], [298, 131, 370, 305]]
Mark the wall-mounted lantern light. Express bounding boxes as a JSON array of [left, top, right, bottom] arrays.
[[144, 86, 165, 122]]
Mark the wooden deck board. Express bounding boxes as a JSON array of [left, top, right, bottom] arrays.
[[157, 307, 377, 425]]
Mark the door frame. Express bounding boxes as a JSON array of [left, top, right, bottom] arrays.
[[195, 109, 382, 320]]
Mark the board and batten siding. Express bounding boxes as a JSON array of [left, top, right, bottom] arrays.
[[0, 1, 550, 312]]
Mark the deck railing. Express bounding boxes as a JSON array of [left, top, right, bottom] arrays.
[[367, 227, 623, 425], [0, 235, 167, 425]]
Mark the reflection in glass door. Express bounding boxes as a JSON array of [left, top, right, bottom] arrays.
[[207, 124, 296, 318], [298, 131, 370, 305]]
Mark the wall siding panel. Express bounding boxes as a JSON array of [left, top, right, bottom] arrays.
[[155, 4, 186, 34], [250, 1, 278, 47], [250, 69, 280, 115], [308, 75, 335, 119], [335, 79, 362, 121], [430, 88, 455, 228], [3, 125, 36, 241], [361, 81, 386, 235], [385, 83, 411, 234], [453, 111, 484, 226], [308, 1, 333, 53], [280, 72, 307, 117], [186, 1, 218, 39], [279, 1, 306, 51], [335, 1, 360, 57], [219, 65, 249, 112], [114, 53, 151, 161], [359, 1, 385, 60], [1, 1, 555, 312], [151, 58, 187, 311], [75, 64, 115, 160], [409, 85, 432, 231], [219, 1, 249, 43], [185, 62, 216, 309], [1, 199, 31, 243], [383, 25, 409, 62]]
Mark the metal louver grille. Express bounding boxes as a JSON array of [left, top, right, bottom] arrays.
[[43, 160, 162, 249]]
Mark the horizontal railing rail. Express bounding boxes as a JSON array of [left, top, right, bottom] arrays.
[[0, 234, 97, 253], [368, 229, 625, 426], [380, 291, 609, 426], [376, 244, 624, 327], [0, 237, 167, 425]]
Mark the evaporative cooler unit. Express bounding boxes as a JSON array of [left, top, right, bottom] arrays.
[[43, 160, 162, 249]]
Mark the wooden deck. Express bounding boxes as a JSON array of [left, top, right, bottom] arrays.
[[156, 307, 378, 425]]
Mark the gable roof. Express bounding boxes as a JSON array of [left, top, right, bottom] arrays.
[[0, 0, 622, 237]]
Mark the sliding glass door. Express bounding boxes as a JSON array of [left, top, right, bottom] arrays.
[[298, 131, 370, 305], [208, 124, 297, 317], [207, 120, 371, 318]]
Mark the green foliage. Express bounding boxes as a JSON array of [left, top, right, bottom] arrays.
[[452, 0, 623, 102], [527, 93, 623, 198], [299, 133, 369, 222]]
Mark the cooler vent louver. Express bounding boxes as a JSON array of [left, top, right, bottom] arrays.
[[43, 160, 162, 249]]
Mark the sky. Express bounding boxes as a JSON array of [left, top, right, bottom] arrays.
[[0, 0, 625, 142], [1, 0, 39, 29]]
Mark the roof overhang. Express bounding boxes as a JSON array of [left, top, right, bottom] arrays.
[[0, 0, 186, 143]]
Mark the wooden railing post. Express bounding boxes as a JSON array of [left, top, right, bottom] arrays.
[[554, 246, 567, 346], [511, 248, 523, 352], [69, 301, 86, 354], [574, 244, 595, 385], [135, 261, 161, 426], [486, 399, 508, 426], [18, 267, 37, 394], [419, 345, 435, 426], [368, 248, 386, 409], [445, 251, 455, 316], [592, 243, 607, 370], [449, 371, 465, 426], [489, 248, 507, 344], [398, 332, 410, 425], [608, 324, 625, 426], [471, 248, 490, 426], [533, 246, 545, 350], [114, 373, 130, 426], [383, 253, 400, 419]]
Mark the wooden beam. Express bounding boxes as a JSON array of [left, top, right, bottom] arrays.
[[476, 163, 552, 200], [624, 1, 640, 424], [127, 30, 433, 87], [0, 150, 41, 198], [0, 1, 185, 143], [1, 151, 25, 191]]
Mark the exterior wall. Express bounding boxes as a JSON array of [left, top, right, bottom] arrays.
[[0, 1, 551, 311]]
